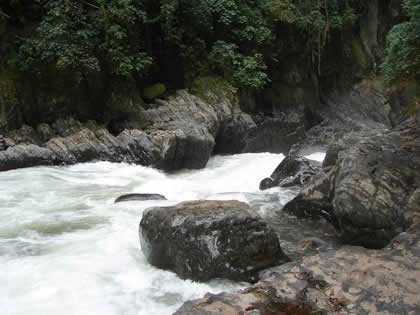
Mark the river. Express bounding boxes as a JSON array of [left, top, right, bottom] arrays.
[[0, 152, 329, 315]]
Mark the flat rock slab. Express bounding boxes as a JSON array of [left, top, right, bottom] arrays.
[[139, 200, 288, 283], [175, 224, 420, 315]]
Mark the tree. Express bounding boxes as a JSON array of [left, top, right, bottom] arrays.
[[381, 0, 420, 87]]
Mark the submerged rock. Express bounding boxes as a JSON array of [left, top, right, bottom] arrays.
[[259, 155, 320, 190], [114, 193, 167, 203], [139, 200, 288, 283], [175, 224, 420, 315]]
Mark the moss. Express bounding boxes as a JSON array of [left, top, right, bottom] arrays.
[[189, 76, 238, 105], [110, 91, 144, 112], [143, 83, 166, 101]]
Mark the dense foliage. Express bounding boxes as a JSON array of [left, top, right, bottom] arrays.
[[381, 0, 420, 87], [272, 0, 358, 74], [4, 0, 360, 91]]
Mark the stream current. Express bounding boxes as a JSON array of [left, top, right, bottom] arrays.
[[0, 152, 330, 315]]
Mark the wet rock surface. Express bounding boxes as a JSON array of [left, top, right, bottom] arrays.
[[174, 224, 420, 315], [284, 115, 420, 248], [259, 155, 320, 190], [139, 200, 288, 283], [114, 193, 167, 203]]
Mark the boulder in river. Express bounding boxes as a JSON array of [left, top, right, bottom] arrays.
[[114, 193, 167, 203], [259, 155, 320, 190], [139, 200, 288, 283]]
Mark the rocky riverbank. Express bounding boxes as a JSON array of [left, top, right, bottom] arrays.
[[175, 223, 420, 315], [0, 77, 395, 173], [169, 113, 420, 314], [0, 88, 255, 172]]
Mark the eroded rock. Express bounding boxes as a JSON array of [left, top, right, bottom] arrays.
[[139, 200, 288, 283]]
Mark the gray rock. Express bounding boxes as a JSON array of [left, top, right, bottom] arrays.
[[0, 125, 161, 171], [37, 123, 55, 142], [290, 79, 392, 156], [259, 155, 320, 190], [140, 89, 244, 170], [175, 224, 420, 315], [214, 111, 256, 154], [283, 115, 420, 248], [283, 166, 337, 225], [139, 200, 288, 283], [0, 135, 6, 151], [246, 115, 305, 154], [0, 144, 58, 171], [114, 193, 167, 203]]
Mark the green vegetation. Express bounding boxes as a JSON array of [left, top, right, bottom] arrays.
[[143, 83, 166, 101], [381, 0, 420, 87], [1, 0, 418, 127], [272, 0, 358, 74], [6, 0, 360, 91]]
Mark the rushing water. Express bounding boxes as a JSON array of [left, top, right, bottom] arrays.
[[0, 152, 330, 315]]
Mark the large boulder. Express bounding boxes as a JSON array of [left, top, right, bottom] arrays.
[[259, 155, 320, 190], [141, 88, 255, 170], [139, 200, 288, 283], [214, 111, 256, 154], [283, 116, 420, 248], [175, 224, 420, 315]]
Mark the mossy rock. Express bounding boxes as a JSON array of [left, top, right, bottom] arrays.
[[109, 81, 144, 113], [110, 92, 144, 113], [143, 83, 166, 101], [349, 36, 371, 71], [189, 76, 238, 106]]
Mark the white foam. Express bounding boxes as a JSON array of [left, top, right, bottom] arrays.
[[304, 152, 326, 163], [0, 153, 285, 315]]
